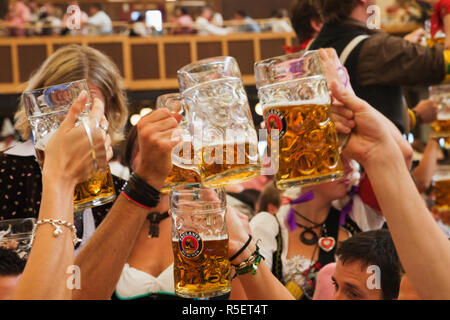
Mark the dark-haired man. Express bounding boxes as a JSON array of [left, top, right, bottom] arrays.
[[332, 230, 402, 300], [289, 0, 323, 50], [310, 0, 449, 133], [233, 11, 260, 33], [0, 247, 26, 300]]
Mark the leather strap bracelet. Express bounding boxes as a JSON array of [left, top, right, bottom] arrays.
[[230, 234, 252, 263], [121, 172, 161, 209]]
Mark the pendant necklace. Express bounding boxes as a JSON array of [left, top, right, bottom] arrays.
[[147, 211, 169, 238]]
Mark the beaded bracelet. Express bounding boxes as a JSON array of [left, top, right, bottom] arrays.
[[31, 219, 81, 247], [232, 242, 265, 278]]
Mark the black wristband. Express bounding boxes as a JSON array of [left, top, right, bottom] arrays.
[[230, 234, 252, 262], [122, 172, 161, 209]]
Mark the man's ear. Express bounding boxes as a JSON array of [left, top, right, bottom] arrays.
[[310, 19, 323, 33], [267, 203, 279, 215]]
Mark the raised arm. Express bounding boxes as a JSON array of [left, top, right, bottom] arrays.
[[226, 206, 294, 300], [72, 108, 181, 300], [331, 81, 450, 299], [412, 138, 441, 194], [14, 92, 109, 300]]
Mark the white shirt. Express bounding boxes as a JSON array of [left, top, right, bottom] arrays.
[[195, 16, 229, 36], [87, 11, 112, 35], [115, 263, 175, 298]]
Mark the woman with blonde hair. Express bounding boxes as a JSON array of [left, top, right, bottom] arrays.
[[0, 44, 128, 242]]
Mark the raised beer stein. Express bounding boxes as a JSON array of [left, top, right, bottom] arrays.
[[429, 84, 450, 139], [255, 50, 344, 190], [177, 56, 261, 188], [432, 164, 450, 226], [23, 79, 115, 212], [156, 93, 202, 193], [0, 218, 36, 259], [170, 187, 231, 299]]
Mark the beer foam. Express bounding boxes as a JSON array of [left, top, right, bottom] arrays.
[[264, 97, 330, 109], [172, 234, 229, 242]]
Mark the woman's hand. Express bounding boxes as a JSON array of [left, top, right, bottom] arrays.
[[226, 205, 255, 265], [319, 48, 355, 95], [42, 91, 109, 189], [413, 99, 439, 125]]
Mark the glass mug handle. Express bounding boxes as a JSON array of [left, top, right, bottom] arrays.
[[171, 135, 201, 175]]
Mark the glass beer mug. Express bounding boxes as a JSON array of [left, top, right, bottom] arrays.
[[255, 50, 344, 190], [429, 84, 450, 139], [156, 93, 202, 193], [177, 56, 261, 188], [0, 218, 36, 259], [432, 164, 450, 226], [170, 187, 231, 299], [23, 79, 116, 212]]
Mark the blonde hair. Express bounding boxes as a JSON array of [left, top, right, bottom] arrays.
[[15, 44, 128, 144]]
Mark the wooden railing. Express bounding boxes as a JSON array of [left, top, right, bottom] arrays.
[[0, 32, 297, 94]]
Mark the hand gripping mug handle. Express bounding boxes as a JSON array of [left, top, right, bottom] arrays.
[[171, 133, 201, 175]]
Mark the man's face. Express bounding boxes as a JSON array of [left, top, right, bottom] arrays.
[[0, 275, 21, 300], [332, 260, 383, 300]]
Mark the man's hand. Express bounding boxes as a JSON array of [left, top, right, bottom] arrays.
[[134, 108, 182, 191], [414, 99, 439, 124]]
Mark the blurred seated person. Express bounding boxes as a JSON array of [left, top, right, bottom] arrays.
[[171, 7, 195, 34], [7, 0, 30, 36], [87, 3, 112, 35], [36, 8, 62, 36], [0, 247, 26, 300], [129, 13, 148, 37], [285, 0, 323, 52], [270, 9, 294, 33], [255, 181, 282, 215], [232, 11, 260, 33], [195, 6, 229, 35]]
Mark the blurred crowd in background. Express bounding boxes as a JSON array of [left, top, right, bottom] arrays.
[[0, 0, 293, 37]]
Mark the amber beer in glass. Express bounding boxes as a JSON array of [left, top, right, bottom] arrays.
[[178, 57, 261, 188], [170, 187, 231, 299], [23, 80, 115, 211], [156, 93, 201, 193], [255, 50, 344, 190], [432, 165, 450, 226], [429, 84, 450, 139]]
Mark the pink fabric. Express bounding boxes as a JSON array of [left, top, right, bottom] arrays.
[[313, 262, 336, 300], [10, 1, 30, 26], [177, 15, 193, 26]]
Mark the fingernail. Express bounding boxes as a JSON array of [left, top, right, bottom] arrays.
[[77, 90, 88, 102]]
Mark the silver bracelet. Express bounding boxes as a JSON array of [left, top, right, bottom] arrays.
[[31, 219, 82, 247]]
